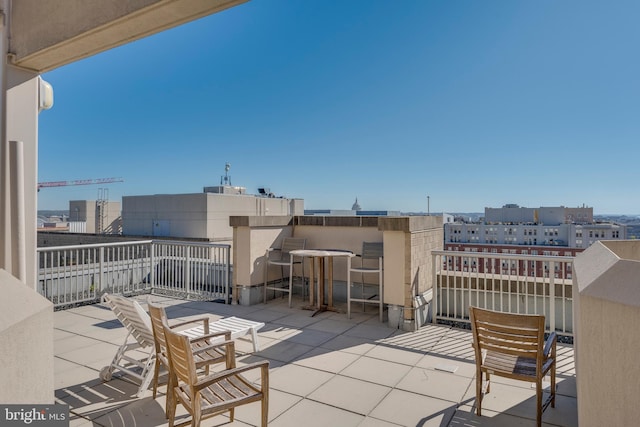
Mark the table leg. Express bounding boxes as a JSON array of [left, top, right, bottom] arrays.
[[328, 257, 334, 309], [301, 254, 342, 316], [309, 256, 315, 306]]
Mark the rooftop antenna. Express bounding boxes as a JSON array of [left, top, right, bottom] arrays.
[[220, 162, 232, 186]]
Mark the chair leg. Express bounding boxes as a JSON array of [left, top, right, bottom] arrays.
[[263, 263, 268, 304], [378, 267, 383, 322], [551, 364, 556, 408], [347, 257, 352, 319], [251, 327, 260, 352], [475, 369, 483, 416], [192, 398, 202, 427], [361, 271, 365, 313], [288, 261, 294, 308], [137, 353, 156, 398], [261, 397, 268, 427], [152, 356, 160, 398], [165, 372, 174, 419], [536, 378, 543, 427], [167, 388, 177, 427]]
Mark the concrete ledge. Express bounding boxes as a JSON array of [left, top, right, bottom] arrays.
[[295, 216, 379, 227], [230, 216, 293, 227], [378, 216, 442, 232]]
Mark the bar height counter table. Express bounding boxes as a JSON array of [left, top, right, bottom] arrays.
[[290, 249, 353, 316]]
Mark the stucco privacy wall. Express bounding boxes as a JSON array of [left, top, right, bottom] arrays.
[[294, 216, 382, 283], [230, 215, 444, 328], [573, 240, 640, 427], [378, 216, 443, 326], [0, 269, 54, 403], [230, 216, 293, 303]]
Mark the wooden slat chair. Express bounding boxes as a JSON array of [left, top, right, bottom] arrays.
[[263, 237, 306, 307], [347, 242, 384, 321], [470, 306, 557, 427], [147, 301, 231, 414], [163, 317, 270, 427]]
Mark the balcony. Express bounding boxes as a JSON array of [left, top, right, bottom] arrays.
[[53, 293, 577, 426], [25, 214, 637, 426]]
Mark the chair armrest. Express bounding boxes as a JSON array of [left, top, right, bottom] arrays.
[[543, 331, 557, 358], [189, 330, 232, 345], [195, 360, 270, 390], [191, 338, 235, 357], [265, 248, 282, 261], [349, 254, 363, 269], [170, 316, 210, 334]]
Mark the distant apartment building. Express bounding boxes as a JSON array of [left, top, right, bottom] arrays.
[[445, 204, 625, 249], [443, 204, 626, 277], [121, 185, 304, 241]]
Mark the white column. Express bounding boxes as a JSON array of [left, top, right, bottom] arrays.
[[4, 67, 46, 288], [0, 1, 10, 276]]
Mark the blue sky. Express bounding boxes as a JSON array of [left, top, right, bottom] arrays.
[[38, 0, 640, 214]]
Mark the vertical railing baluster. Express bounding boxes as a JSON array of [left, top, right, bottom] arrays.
[[549, 261, 556, 332], [150, 241, 155, 292], [185, 246, 191, 297]]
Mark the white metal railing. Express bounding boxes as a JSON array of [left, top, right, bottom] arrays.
[[432, 250, 574, 335], [37, 240, 231, 308], [151, 240, 231, 301]]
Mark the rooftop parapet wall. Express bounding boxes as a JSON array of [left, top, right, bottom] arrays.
[[573, 240, 640, 427], [229, 216, 293, 228]]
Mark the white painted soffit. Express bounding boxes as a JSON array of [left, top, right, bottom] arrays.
[[10, 0, 249, 73]]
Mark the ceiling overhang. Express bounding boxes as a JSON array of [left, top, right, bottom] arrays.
[[10, 0, 249, 73]]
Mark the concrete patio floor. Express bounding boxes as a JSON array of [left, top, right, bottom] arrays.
[[54, 293, 577, 427]]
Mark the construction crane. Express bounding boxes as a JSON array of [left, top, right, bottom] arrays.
[[37, 177, 124, 191]]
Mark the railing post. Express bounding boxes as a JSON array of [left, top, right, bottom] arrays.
[[185, 247, 191, 296], [99, 246, 105, 294], [431, 253, 438, 324], [150, 241, 155, 292], [549, 260, 556, 332], [226, 245, 232, 304]]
